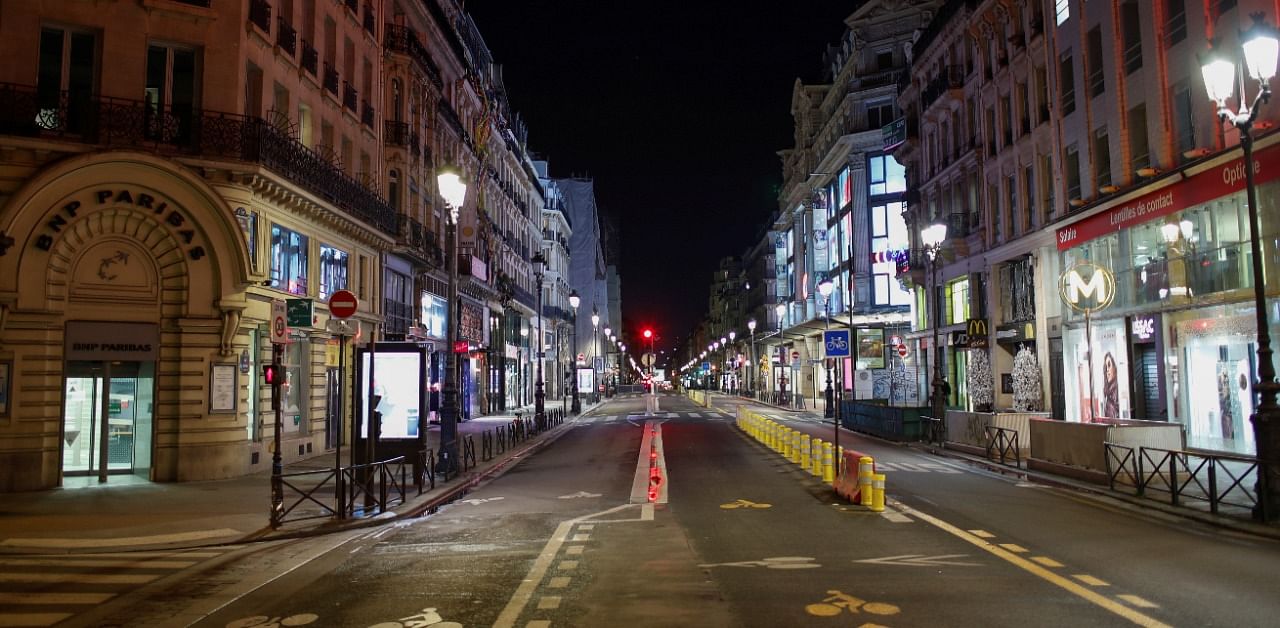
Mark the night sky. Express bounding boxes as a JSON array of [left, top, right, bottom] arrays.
[[467, 1, 856, 353]]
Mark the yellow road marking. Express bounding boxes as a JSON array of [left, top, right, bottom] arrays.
[[558, 561, 579, 570], [525, 621, 552, 628], [891, 502, 1171, 628], [0, 558, 196, 569], [0, 573, 157, 584], [1074, 574, 1110, 587], [565, 546, 584, 555], [1030, 556, 1064, 568], [1118, 594, 1160, 608], [571, 534, 590, 542], [548, 576, 571, 588], [578, 524, 595, 530], [536, 596, 561, 610], [968, 529, 995, 538], [0, 592, 112, 605], [998, 543, 1028, 553]]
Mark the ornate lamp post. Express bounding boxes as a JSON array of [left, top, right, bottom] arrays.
[[603, 325, 612, 396], [728, 330, 737, 394], [532, 252, 547, 430], [591, 309, 601, 399], [747, 318, 758, 396], [921, 222, 949, 429], [1202, 16, 1280, 520], [818, 277, 835, 419], [568, 290, 581, 413], [436, 163, 467, 474], [519, 325, 529, 407], [776, 302, 788, 403]]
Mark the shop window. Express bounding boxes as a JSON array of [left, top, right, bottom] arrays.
[[947, 278, 970, 325], [383, 269, 412, 339], [283, 338, 309, 434], [318, 245, 349, 301], [270, 224, 309, 295]]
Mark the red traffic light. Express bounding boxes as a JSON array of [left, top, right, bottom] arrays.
[[642, 329, 653, 339], [262, 364, 281, 385]]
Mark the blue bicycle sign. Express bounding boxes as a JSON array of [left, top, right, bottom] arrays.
[[823, 330, 851, 357]]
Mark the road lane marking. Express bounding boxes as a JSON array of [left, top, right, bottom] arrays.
[[0, 558, 196, 568], [0, 592, 113, 605], [0, 613, 71, 627], [892, 502, 1172, 628], [558, 561, 579, 570], [565, 546, 584, 555], [548, 576, 571, 588], [526, 621, 552, 628], [571, 534, 590, 542], [880, 510, 912, 523], [0, 528, 241, 549], [1031, 556, 1064, 568], [998, 543, 1029, 553], [1074, 574, 1110, 587], [578, 524, 595, 530], [1118, 595, 1160, 608], [536, 596, 561, 610], [968, 530, 995, 538], [0, 573, 158, 584]]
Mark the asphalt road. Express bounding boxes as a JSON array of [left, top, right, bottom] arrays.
[[73, 393, 1280, 627]]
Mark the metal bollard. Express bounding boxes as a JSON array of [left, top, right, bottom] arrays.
[[800, 435, 811, 471], [871, 473, 886, 512], [822, 442, 834, 484]]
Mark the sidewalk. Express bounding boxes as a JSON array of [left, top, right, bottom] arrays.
[[0, 401, 604, 554], [713, 392, 1280, 540]]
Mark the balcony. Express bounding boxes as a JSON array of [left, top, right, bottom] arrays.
[[249, 0, 271, 32], [0, 82, 396, 235], [276, 17, 297, 56], [384, 25, 443, 89], [300, 39, 318, 76], [361, 99, 374, 128], [383, 120, 420, 154], [342, 82, 357, 111], [323, 63, 339, 95]]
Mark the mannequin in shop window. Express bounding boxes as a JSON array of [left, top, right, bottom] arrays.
[[1102, 352, 1120, 419]]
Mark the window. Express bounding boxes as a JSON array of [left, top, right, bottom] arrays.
[[1040, 153, 1055, 221], [145, 43, 198, 143], [37, 27, 97, 134], [1024, 165, 1036, 229], [1065, 143, 1082, 201], [388, 169, 400, 210], [244, 61, 263, 118], [1094, 128, 1112, 188], [1173, 84, 1197, 158], [876, 50, 893, 70], [318, 245, 348, 301], [270, 224, 309, 295], [989, 183, 1001, 240], [868, 154, 906, 196], [866, 102, 896, 129], [870, 201, 911, 306], [1007, 174, 1018, 235], [298, 103, 312, 144], [235, 207, 259, 272], [1166, 0, 1187, 47], [383, 269, 412, 339], [1059, 52, 1076, 115], [947, 278, 970, 324], [1121, 2, 1142, 74], [1056, 0, 1070, 25], [1128, 103, 1150, 172], [1087, 27, 1105, 97], [391, 78, 403, 121]]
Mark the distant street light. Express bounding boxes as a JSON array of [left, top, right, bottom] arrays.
[[921, 222, 949, 429]]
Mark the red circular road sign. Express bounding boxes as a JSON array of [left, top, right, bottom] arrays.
[[791, 350, 800, 360], [897, 343, 909, 358], [328, 290, 358, 319]]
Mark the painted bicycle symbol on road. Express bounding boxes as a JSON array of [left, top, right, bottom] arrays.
[[805, 589, 900, 620], [367, 607, 463, 628], [226, 614, 318, 628], [719, 499, 772, 509]]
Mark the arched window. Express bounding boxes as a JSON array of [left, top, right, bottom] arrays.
[[388, 169, 401, 210], [391, 78, 403, 121]]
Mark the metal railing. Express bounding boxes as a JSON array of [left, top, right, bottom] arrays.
[[1105, 443, 1262, 517], [984, 426, 1021, 468], [920, 415, 945, 446]]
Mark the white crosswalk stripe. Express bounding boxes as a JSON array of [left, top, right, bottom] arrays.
[[0, 548, 232, 626]]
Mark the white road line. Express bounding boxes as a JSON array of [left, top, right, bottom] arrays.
[[1118, 594, 1160, 608], [0, 528, 241, 549], [578, 524, 595, 530], [0, 592, 113, 605], [0, 573, 158, 584], [525, 621, 552, 628], [880, 511, 912, 523], [0, 613, 71, 627]]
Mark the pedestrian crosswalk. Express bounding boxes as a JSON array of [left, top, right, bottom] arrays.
[[577, 411, 732, 424], [0, 548, 231, 626]]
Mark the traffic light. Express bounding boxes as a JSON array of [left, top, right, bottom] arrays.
[[262, 363, 282, 386]]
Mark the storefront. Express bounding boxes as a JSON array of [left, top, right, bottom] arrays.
[[415, 290, 448, 424], [1055, 141, 1280, 455]]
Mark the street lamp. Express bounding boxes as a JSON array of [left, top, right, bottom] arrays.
[[748, 318, 757, 396], [591, 308, 601, 399], [568, 290, 581, 414], [519, 325, 529, 407], [728, 330, 737, 394], [818, 277, 835, 419], [1202, 16, 1280, 521], [775, 302, 788, 403], [437, 163, 467, 475], [532, 252, 547, 430], [921, 221, 949, 430]]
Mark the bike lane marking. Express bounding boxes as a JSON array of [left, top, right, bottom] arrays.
[[891, 500, 1172, 628]]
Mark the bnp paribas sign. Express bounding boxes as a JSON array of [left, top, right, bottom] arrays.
[[1059, 262, 1115, 313]]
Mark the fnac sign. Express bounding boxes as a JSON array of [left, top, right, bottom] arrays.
[[1059, 263, 1115, 313]]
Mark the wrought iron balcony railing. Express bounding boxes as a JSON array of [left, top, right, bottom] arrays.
[[342, 82, 358, 111], [361, 99, 374, 128], [300, 39, 318, 75], [0, 83, 396, 235], [384, 25, 443, 89], [323, 63, 339, 95], [276, 17, 297, 56], [249, 0, 271, 32]]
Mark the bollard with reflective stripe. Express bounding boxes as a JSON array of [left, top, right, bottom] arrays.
[[791, 430, 801, 463], [822, 442, 834, 484], [871, 473, 886, 512], [810, 439, 823, 476], [800, 435, 811, 471], [859, 457, 875, 507]]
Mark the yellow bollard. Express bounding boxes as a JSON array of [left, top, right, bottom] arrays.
[[782, 428, 792, 460], [810, 439, 823, 476], [871, 473, 886, 512], [822, 442, 834, 484], [790, 430, 800, 463], [800, 435, 811, 471], [771, 422, 780, 451], [859, 456, 875, 507], [837, 446, 845, 476]]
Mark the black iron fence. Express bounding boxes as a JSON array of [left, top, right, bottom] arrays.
[[0, 82, 397, 235], [1105, 443, 1262, 517], [985, 426, 1022, 468]]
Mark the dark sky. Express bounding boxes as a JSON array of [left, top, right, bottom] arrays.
[[467, 1, 855, 351]]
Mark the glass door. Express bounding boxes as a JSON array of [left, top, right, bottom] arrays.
[[61, 361, 154, 481]]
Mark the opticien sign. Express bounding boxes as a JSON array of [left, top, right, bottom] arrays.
[[1059, 263, 1115, 313]]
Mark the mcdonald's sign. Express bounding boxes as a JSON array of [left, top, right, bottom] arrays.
[[1059, 262, 1116, 313], [966, 318, 989, 348]]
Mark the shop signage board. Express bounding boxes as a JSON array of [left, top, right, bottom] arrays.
[[1059, 263, 1116, 313], [965, 319, 989, 348], [1055, 143, 1280, 251]]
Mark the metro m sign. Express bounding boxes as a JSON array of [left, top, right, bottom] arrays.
[[1059, 263, 1116, 313]]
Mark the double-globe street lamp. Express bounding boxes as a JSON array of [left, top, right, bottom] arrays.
[[1201, 16, 1280, 520], [921, 222, 949, 431], [818, 277, 835, 419], [436, 164, 468, 474], [532, 252, 548, 430], [568, 290, 581, 414]]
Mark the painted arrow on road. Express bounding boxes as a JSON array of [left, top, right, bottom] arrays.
[[557, 491, 603, 499], [457, 497, 505, 506], [854, 554, 981, 567]]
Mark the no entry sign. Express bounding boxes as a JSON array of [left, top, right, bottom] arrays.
[[328, 289, 358, 319]]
